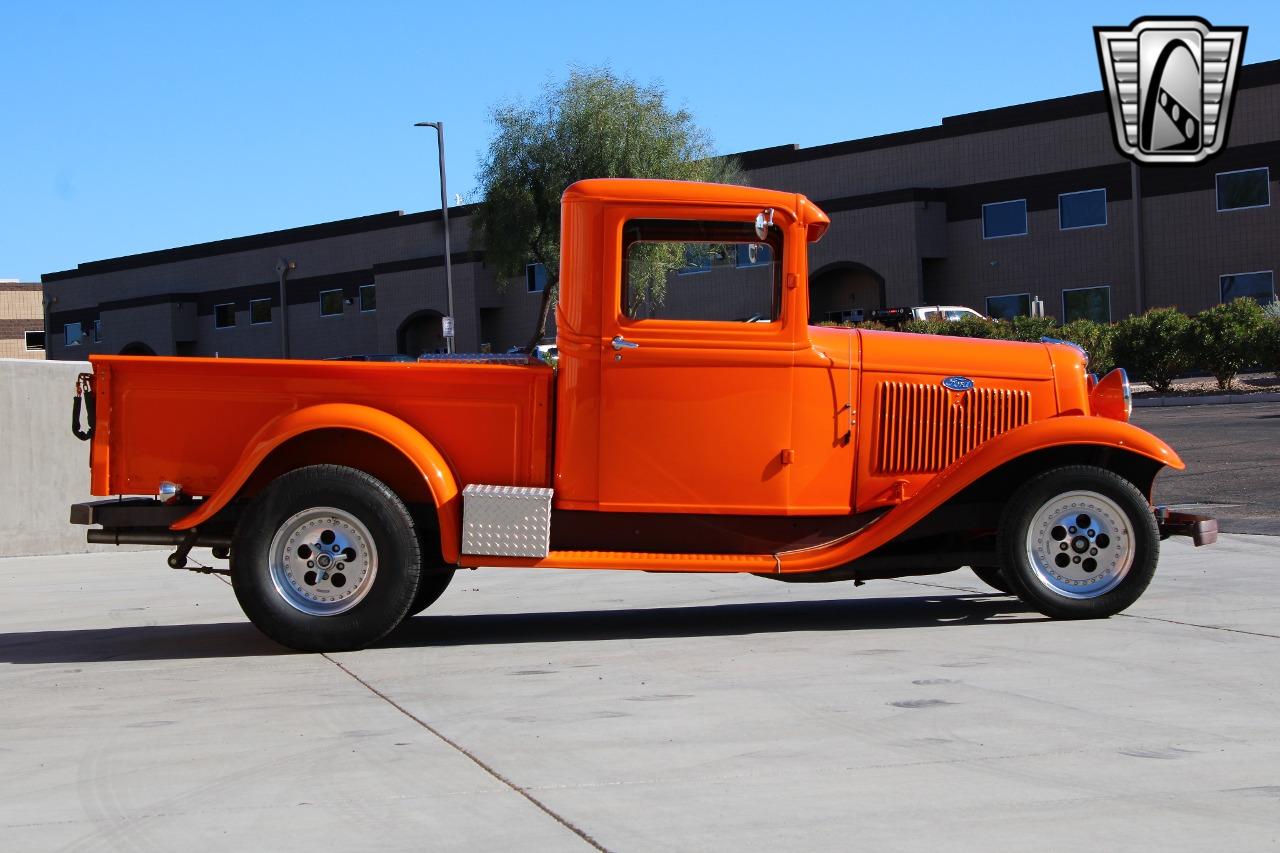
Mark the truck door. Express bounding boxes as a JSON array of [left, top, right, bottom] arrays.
[[595, 216, 796, 515]]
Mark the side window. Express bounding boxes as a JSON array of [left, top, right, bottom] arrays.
[[622, 219, 783, 323]]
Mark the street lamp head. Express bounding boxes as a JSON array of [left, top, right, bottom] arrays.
[[414, 121, 439, 128]]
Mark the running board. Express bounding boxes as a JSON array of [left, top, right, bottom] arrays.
[[459, 549, 779, 573], [457, 510, 884, 573]]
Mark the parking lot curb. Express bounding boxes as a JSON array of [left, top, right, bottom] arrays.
[[1134, 391, 1280, 407]]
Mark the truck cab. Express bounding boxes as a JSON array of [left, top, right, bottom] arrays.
[[71, 178, 1216, 652]]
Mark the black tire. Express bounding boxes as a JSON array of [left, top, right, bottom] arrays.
[[970, 565, 1013, 594], [231, 465, 422, 652], [406, 513, 455, 617], [998, 464, 1159, 619], [408, 569, 455, 617]]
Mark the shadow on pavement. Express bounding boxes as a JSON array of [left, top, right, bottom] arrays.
[[0, 592, 1040, 664]]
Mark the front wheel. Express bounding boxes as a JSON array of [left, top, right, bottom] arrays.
[[998, 465, 1159, 619], [970, 566, 1013, 594], [231, 465, 422, 651]]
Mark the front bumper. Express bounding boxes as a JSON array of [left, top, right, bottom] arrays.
[[1154, 506, 1219, 546]]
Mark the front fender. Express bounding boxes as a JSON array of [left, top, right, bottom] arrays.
[[779, 415, 1182, 573], [171, 403, 462, 563]]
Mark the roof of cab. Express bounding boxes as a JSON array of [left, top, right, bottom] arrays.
[[563, 178, 830, 239]]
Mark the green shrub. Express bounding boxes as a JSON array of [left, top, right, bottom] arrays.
[[1008, 314, 1059, 342], [952, 315, 1007, 338], [1057, 319, 1116, 376], [1262, 303, 1280, 379], [857, 320, 893, 331], [900, 318, 950, 336], [1112, 307, 1193, 394], [1186, 298, 1269, 390]]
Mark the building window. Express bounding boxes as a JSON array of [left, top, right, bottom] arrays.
[[250, 298, 272, 325], [1216, 168, 1270, 211], [1220, 270, 1275, 305], [1059, 189, 1107, 230], [320, 289, 344, 317], [64, 322, 83, 347], [92, 319, 102, 343], [24, 330, 45, 351], [985, 293, 1031, 320], [1062, 286, 1112, 323], [736, 243, 772, 268], [359, 284, 377, 312], [526, 263, 547, 293], [214, 303, 236, 329], [982, 199, 1027, 239]]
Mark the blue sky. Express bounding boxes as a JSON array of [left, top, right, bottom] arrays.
[[2, 2, 1277, 281]]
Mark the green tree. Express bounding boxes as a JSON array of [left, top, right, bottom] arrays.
[[1112, 307, 1193, 394], [1187, 298, 1269, 390], [475, 67, 740, 352]]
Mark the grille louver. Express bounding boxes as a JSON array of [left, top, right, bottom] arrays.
[[876, 381, 1032, 474]]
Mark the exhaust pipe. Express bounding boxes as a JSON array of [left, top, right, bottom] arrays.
[[87, 529, 232, 548]]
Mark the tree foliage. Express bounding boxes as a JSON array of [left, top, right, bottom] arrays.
[[475, 67, 740, 350]]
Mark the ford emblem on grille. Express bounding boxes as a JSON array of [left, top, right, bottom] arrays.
[[942, 376, 974, 392]]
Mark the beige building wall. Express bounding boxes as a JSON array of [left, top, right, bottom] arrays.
[[0, 283, 45, 360]]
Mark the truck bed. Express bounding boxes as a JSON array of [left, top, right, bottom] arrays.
[[87, 355, 555, 500]]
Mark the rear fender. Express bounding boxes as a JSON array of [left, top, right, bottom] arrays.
[[780, 416, 1182, 573], [171, 403, 462, 562]]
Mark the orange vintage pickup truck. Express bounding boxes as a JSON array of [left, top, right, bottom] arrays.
[[70, 178, 1216, 651]]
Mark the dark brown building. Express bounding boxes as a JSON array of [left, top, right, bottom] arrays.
[[42, 59, 1280, 361]]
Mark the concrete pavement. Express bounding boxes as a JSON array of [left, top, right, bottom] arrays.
[[2, 537, 1278, 851]]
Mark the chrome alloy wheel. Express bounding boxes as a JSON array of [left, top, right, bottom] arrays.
[[268, 507, 378, 616], [1024, 490, 1135, 600]]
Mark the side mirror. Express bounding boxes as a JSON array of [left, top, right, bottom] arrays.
[[754, 208, 774, 241]]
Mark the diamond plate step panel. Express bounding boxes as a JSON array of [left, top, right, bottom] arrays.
[[461, 484, 554, 557]]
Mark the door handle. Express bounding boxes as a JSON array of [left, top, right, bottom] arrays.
[[611, 335, 639, 351]]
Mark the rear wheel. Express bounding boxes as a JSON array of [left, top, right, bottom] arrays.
[[231, 465, 422, 651], [998, 465, 1158, 619]]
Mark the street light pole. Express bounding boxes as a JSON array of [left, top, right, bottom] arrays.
[[414, 121, 455, 353]]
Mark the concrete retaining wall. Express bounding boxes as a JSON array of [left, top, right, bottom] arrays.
[[0, 358, 112, 556]]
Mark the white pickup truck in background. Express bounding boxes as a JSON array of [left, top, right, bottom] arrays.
[[870, 305, 988, 324]]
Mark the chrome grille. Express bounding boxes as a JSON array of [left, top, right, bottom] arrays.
[[876, 381, 1032, 474]]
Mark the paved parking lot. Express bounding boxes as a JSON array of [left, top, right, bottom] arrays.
[[1137, 402, 1280, 535], [2, 533, 1277, 851]]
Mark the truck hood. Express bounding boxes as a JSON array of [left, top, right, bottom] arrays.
[[848, 328, 1056, 382]]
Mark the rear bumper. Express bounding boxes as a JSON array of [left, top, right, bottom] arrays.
[[71, 497, 194, 528], [70, 498, 231, 548], [1154, 506, 1219, 546]]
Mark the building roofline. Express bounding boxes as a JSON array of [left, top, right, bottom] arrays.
[[42, 57, 1280, 284], [0, 282, 42, 291], [731, 57, 1280, 170], [43, 204, 477, 283]]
